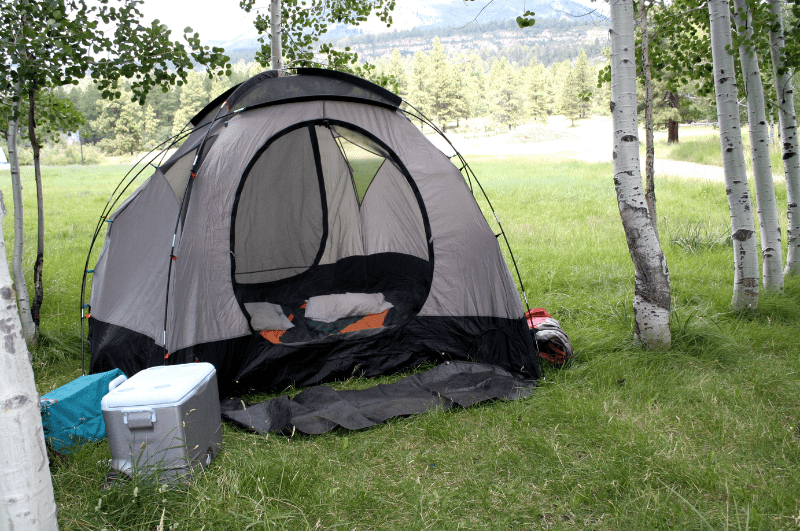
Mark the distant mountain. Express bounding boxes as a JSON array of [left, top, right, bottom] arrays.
[[324, 0, 605, 40], [211, 0, 608, 66]]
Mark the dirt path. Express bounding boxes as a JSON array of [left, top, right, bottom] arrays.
[[441, 115, 779, 183]]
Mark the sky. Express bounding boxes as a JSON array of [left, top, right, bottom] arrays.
[[136, 0, 452, 44], [136, 0, 606, 44], [137, 0, 259, 44]]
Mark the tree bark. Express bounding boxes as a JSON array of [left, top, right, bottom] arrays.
[[732, 0, 784, 292], [640, 2, 658, 239], [668, 118, 679, 143], [0, 191, 60, 530], [6, 92, 38, 346], [270, 0, 283, 71], [28, 87, 45, 327], [708, 0, 759, 310], [610, 0, 671, 348], [767, 0, 800, 275]]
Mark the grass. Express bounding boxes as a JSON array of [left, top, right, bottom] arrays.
[[652, 125, 786, 174], [3, 154, 800, 530]]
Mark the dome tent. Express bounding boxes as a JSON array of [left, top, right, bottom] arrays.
[[86, 68, 541, 396]]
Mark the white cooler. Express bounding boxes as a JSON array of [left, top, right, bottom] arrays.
[[101, 362, 222, 482]]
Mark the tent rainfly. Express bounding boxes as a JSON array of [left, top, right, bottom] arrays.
[[86, 68, 541, 395]]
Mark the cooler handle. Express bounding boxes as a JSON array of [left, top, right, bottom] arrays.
[[122, 407, 157, 428], [108, 374, 127, 393]]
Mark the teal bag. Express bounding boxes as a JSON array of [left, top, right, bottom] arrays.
[[40, 369, 126, 454]]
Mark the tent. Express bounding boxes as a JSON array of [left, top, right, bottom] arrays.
[[86, 69, 540, 396]]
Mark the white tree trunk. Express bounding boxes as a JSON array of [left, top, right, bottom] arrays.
[[610, 0, 671, 348], [0, 191, 60, 530], [767, 0, 800, 275], [732, 0, 784, 291], [6, 94, 38, 346], [270, 0, 283, 71], [708, 0, 759, 309]]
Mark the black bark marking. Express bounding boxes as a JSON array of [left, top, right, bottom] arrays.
[[783, 152, 796, 160], [621, 135, 637, 142], [732, 229, 755, 241], [4, 334, 15, 353], [610, 101, 616, 112], [32, 253, 43, 327], [2, 394, 28, 410], [1, 287, 12, 301], [0, 317, 14, 333], [726, 147, 734, 152]]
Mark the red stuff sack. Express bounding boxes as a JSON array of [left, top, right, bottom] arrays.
[[525, 308, 573, 365]]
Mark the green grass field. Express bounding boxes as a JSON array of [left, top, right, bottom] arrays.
[[2, 147, 800, 530], [652, 126, 786, 174]]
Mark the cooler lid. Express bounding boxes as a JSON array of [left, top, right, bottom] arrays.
[[102, 363, 216, 409]]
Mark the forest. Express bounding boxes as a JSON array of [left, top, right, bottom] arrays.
[[6, 37, 609, 165], [7, 37, 709, 166]]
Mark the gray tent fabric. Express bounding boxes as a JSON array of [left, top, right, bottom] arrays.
[[220, 361, 535, 435], [88, 69, 541, 394]]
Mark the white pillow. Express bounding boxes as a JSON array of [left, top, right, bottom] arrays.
[[244, 302, 294, 331], [304, 293, 394, 323]]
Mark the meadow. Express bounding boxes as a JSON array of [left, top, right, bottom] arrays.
[[2, 140, 800, 530]]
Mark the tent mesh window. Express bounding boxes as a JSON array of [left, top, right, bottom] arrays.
[[332, 125, 390, 205]]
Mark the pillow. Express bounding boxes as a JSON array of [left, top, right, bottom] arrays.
[[304, 293, 394, 323], [244, 302, 294, 331]]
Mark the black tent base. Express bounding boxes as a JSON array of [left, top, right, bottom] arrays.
[[219, 360, 536, 435]]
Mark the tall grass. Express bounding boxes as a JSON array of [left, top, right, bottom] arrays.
[[3, 156, 800, 530], [653, 128, 785, 174]]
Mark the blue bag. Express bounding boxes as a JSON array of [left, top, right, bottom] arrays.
[[40, 369, 127, 454]]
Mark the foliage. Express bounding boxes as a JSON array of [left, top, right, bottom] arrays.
[[645, 0, 800, 106], [522, 60, 549, 123], [637, 75, 712, 131], [239, 0, 396, 86], [0, 0, 230, 114], [560, 50, 594, 125], [488, 58, 525, 131]]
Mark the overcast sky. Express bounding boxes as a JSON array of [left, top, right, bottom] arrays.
[[136, 0, 605, 44], [137, 0, 258, 43]]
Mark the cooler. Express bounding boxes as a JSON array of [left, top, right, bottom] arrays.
[[101, 362, 222, 482]]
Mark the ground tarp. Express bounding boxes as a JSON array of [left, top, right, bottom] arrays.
[[220, 361, 535, 435]]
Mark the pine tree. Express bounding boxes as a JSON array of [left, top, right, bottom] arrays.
[[410, 50, 434, 120], [559, 50, 592, 125], [462, 53, 487, 119], [522, 60, 549, 123], [488, 58, 524, 130], [387, 48, 409, 99], [548, 60, 572, 116], [428, 38, 462, 131], [171, 72, 213, 137]]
